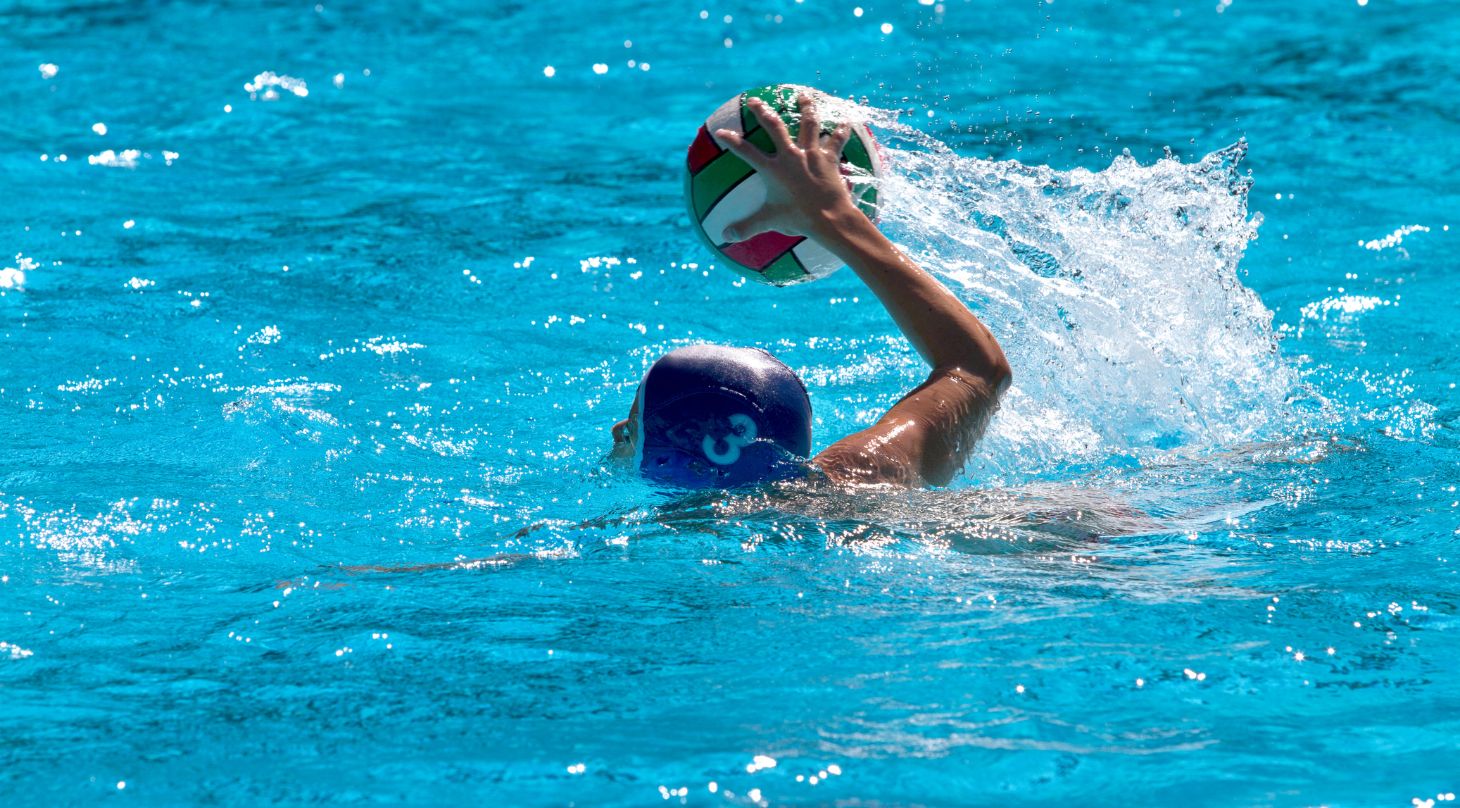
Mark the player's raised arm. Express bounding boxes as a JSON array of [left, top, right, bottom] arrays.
[[717, 94, 1011, 486]]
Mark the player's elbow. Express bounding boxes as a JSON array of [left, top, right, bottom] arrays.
[[954, 349, 1011, 394], [934, 355, 1011, 397], [988, 354, 1013, 393], [946, 338, 1011, 394]]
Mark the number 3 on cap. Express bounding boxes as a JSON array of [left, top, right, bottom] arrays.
[[702, 413, 758, 466]]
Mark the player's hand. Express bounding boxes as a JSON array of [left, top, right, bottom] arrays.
[[715, 93, 858, 242]]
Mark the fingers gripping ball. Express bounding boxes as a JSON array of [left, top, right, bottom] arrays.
[[684, 84, 885, 286]]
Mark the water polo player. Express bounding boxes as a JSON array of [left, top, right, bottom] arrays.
[[610, 94, 1011, 488]]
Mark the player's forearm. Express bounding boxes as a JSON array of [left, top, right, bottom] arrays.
[[809, 205, 1011, 383]]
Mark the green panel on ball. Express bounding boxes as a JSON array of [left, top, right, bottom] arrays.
[[841, 132, 880, 219], [689, 127, 780, 221], [760, 251, 808, 285], [841, 129, 873, 171], [740, 85, 800, 136], [853, 183, 880, 219], [745, 126, 775, 154], [690, 150, 754, 220]]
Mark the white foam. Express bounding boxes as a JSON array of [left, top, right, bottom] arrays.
[[84, 149, 176, 168], [362, 337, 423, 356], [0, 255, 38, 290], [214, 380, 340, 396], [1361, 224, 1428, 252], [862, 111, 1312, 478], [1301, 294, 1392, 320], [246, 325, 282, 345], [245, 71, 309, 100], [88, 149, 141, 168]]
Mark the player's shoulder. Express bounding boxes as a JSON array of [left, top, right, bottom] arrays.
[[810, 366, 1007, 488]]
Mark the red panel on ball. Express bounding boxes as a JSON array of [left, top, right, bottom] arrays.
[[720, 231, 805, 271], [686, 125, 723, 174]]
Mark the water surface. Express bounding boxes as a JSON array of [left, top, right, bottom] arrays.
[[2, 0, 1457, 804]]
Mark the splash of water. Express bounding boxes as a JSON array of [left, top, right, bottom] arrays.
[[834, 103, 1320, 480]]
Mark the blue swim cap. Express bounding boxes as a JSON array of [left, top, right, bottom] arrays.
[[636, 345, 812, 489]]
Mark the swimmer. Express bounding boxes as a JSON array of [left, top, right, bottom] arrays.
[[611, 94, 1011, 488], [327, 94, 1014, 580]]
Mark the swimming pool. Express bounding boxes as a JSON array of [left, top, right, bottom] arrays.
[[2, 0, 1457, 803]]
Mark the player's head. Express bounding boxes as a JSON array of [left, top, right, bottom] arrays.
[[609, 345, 812, 489]]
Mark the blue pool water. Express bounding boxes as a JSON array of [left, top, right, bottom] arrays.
[[3, 0, 1458, 804]]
